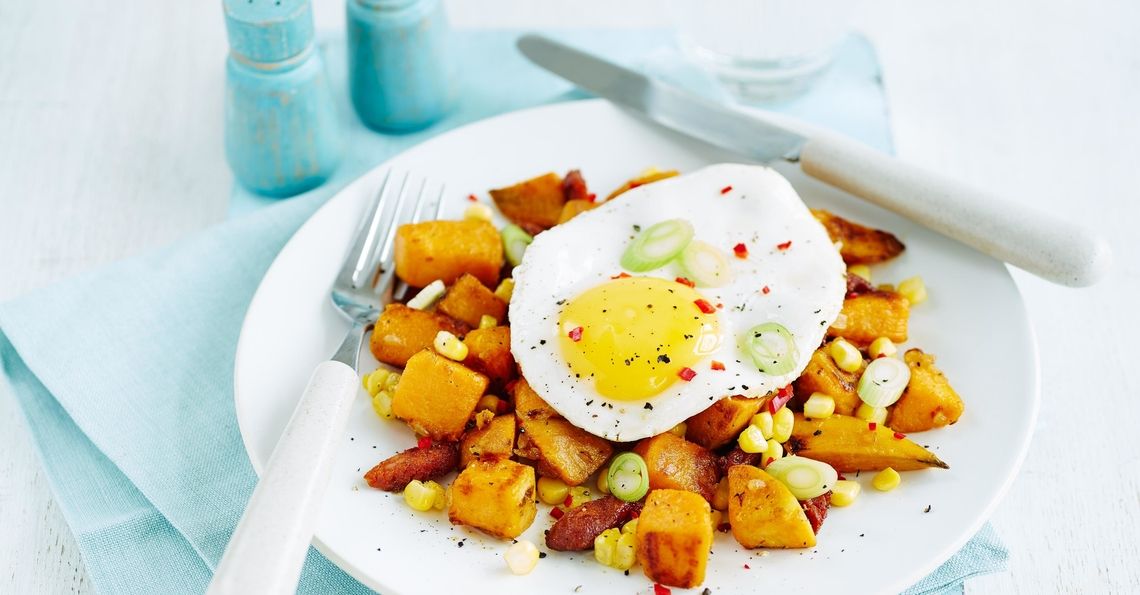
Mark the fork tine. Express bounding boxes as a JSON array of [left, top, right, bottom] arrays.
[[390, 177, 438, 301], [336, 169, 393, 291], [432, 183, 446, 220]]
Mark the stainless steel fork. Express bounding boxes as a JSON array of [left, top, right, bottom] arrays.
[[209, 172, 444, 595]]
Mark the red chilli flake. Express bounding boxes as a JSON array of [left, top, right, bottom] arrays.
[[417, 436, 432, 450], [466, 194, 478, 202], [711, 361, 725, 371], [563, 494, 574, 507], [765, 457, 775, 466], [568, 326, 584, 342], [654, 584, 671, 595], [868, 422, 878, 431], [720, 185, 733, 195], [893, 432, 907, 440], [675, 276, 695, 288], [761, 285, 771, 295], [587, 193, 597, 203], [549, 507, 565, 520], [768, 385, 793, 414], [777, 240, 793, 251], [678, 367, 697, 381], [733, 242, 749, 258], [716, 303, 724, 309], [694, 299, 716, 314], [611, 272, 631, 279], [744, 564, 751, 569]]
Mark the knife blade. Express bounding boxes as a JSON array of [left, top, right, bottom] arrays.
[[515, 33, 1110, 287], [517, 34, 807, 163]]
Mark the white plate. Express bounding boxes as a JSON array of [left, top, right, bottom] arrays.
[[234, 100, 1039, 594]]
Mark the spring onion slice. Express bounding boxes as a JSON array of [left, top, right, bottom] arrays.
[[857, 357, 911, 407], [677, 240, 733, 287], [620, 219, 694, 272], [765, 456, 839, 500], [606, 452, 650, 502], [743, 322, 798, 376], [407, 280, 446, 310], [501, 224, 534, 267]]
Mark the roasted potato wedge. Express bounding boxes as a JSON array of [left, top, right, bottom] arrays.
[[437, 273, 507, 327], [606, 168, 679, 200], [786, 413, 948, 472], [459, 414, 515, 468], [394, 219, 503, 288], [828, 290, 909, 345], [727, 465, 816, 548], [489, 172, 566, 233], [518, 417, 612, 486], [448, 457, 536, 539], [888, 349, 965, 433], [369, 303, 469, 368], [793, 348, 862, 416], [391, 350, 489, 441], [811, 209, 905, 264], [633, 432, 719, 503], [635, 489, 713, 589], [462, 326, 515, 388], [685, 395, 763, 450]]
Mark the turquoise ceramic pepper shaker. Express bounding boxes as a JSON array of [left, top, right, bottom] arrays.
[[223, 0, 343, 197], [347, 0, 455, 132]]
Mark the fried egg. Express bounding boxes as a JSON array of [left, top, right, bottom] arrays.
[[510, 163, 846, 441]]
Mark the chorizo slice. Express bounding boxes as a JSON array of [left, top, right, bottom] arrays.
[[800, 491, 832, 534], [545, 496, 643, 551], [363, 442, 459, 492], [716, 445, 763, 477]]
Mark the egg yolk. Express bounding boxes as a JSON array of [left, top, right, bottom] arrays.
[[558, 276, 722, 400]]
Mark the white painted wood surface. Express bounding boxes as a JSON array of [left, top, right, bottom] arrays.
[[1, 1, 1137, 593]]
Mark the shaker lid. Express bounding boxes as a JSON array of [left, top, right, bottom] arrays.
[[224, 0, 314, 63]]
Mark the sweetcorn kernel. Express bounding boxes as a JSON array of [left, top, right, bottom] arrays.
[[668, 422, 688, 437], [803, 393, 836, 419], [537, 476, 570, 505], [476, 394, 503, 413], [869, 336, 898, 359], [712, 477, 729, 511], [383, 371, 401, 391], [763, 438, 784, 466], [848, 264, 872, 282], [709, 509, 723, 532], [772, 406, 795, 443], [613, 532, 637, 570], [494, 278, 515, 301], [433, 330, 469, 361], [750, 411, 774, 440], [478, 314, 499, 329], [464, 202, 494, 222], [596, 470, 610, 494], [898, 276, 928, 305], [594, 528, 620, 566], [566, 486, 592, 508], [621, 518, 638, 535], [855, 402, 888, 424], [505, 540, 540, 575], [872, 467, 901, 492], [738, 425, 767, 454], [403, 480, 438, 511], [371, 390, 394, 420], [831, 480, 861, 506], [363, 368, 390, 396], [829, 338, 864, 373]]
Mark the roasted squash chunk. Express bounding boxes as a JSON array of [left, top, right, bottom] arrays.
[[787, 413, 948, 472], [727, 465, 816, 548], [489, 172, 566, 233], [462, 326, 515, 387], [557, 199, 597, 224], [606, 168, 679, 201], [635, 489, 713, 589], [685, 395, 762, 450], [518, 417, 612, 486], [459, 414, 516, 468], [828, 290, 909, 345], [448, 457, 536, 539], [793, 348, 862, 416], [888, 349, 965, 433], [437, 273, 507, 327], [391, 350, 489, 441], [511, 378, 559, 421], [634, 433, 718, 503], [394, 219, 503, 288], [369, 303, 469, 367], [811, 209, 905, 264]]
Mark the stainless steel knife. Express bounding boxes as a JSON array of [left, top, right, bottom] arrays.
[[517, 34, 1110, 287]]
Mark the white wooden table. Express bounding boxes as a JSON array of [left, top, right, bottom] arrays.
[[2, 1, 1137, 593]]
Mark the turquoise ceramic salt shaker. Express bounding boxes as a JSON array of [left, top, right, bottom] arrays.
[[224, 0, 343, 197], [347, 0, 455, 132]]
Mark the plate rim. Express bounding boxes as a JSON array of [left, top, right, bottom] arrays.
[[233, 98, 1041, 594]]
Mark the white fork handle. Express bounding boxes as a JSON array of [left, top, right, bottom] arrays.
[[799, 134, 1112, 287], [208, 361, 359, 595]]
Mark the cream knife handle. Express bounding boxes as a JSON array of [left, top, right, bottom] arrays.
[[799, 134, 1111, 287], [208, 360, 359, 595]]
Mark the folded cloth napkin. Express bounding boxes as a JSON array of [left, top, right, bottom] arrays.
[[0, 29, 1004, 594]]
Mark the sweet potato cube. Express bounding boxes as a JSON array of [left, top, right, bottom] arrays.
[[787, 413, 948, 472], [489, 172, 566, 233], [392, 350, 488, 441], [888, 349, 965, 432], [793, 348, 862, 416], [828, 291, 909, 345], [811, 209, 905, 264], [633, 433, 719, 503], [511, 378, 559, 421], [460, 414, 516, 468], [635, 489, 713, 589], [394, 219, 503, 288], [448, 458, 536, 539], [437, 273, 507, 327], [557, 199, 598, 224], [369, 304, 469, 368], [685, 396, 762, 450], [727, 465, 816, 549], [461, 326, 515, 387], [518, 417, 612, 486]]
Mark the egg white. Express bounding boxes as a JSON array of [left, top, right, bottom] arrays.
[[510, 163, 846, 442]]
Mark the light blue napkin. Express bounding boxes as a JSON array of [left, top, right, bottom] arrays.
[[0, 30, 1004, 594]]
